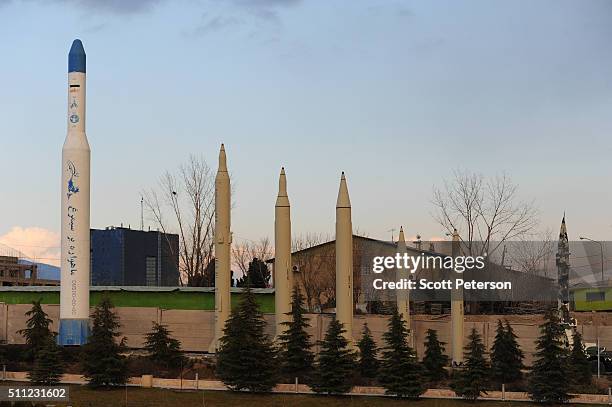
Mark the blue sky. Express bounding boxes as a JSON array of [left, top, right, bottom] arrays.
[[1, 0, 611, 264]]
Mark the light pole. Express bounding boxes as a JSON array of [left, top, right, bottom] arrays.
[[579, 236, 604, 281], [592, 310, 601, 379]]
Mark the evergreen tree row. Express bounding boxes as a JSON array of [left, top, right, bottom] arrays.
[[217, 287, 591, 402], [528, 307, 593, 403], [20, 294, 593, 403], [18, 297, 185, 387], [218, 290, 432, 398]]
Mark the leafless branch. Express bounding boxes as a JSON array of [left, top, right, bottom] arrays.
[[142, 155, 215, 286], [432, 170, 539, 257]]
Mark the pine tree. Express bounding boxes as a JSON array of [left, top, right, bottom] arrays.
[[278, 287, 314, 383], [81, 296, 128, 387], [379, 308, 424, 398], [568, 330, 592, 390], [451, 328, 489, 401], [490, 320, 524, 383], [29, 336, 64, 385], [144, 322, 185, 369], [357, 323, 379, 379], [312, 318, 355, 394], [18, 300, 54, 360], [236, 258, 271, 288], [422, 328, 449, 383], [528, 308, 570, 404], [216, 284, 278, 392]]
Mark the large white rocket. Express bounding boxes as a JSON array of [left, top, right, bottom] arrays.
[[59, 39, 91, 345], [396, 226, 411, 337], [209, 144, 231, 352], [335, 172, 354, 345], [450, 229, 464, 365], [274, 168, 293, 337]]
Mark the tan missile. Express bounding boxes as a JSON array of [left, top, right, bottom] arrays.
[[335, 172, 354, 345], [209, 144, 232, 353], [274, 167, 293, 338], [396, 226, 411, 337], [450, 229, 464, 365]]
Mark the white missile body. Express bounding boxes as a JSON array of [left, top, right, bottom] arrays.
[[209, 144, 231, 353], [396, 227, 411, 337], [450, 229, 464, 365], [335, 172, 353, 345], [59, 39, 90, 345], [274, 168, 293, 338]]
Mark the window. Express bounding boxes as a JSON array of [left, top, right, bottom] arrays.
[[146, 257, 157, 286], [586, 291, 606, 302]]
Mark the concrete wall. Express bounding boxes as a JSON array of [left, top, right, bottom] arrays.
[[2, 303, 611, 366]]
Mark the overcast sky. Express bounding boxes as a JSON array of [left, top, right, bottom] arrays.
[[1, 0, 611, 265]]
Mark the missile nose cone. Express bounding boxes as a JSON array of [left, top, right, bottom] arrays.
[[218, 144, 227, 172], [278, 168, 287, 195], [276, 167, 290, 207], [336, 172, 351, 208], [68, 39, 86, 73], [398, 226, 406, 244]]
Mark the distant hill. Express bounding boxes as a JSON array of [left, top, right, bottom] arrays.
[[18, 260, 60, 281]]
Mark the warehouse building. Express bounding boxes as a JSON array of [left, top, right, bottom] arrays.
[[91, 227, 180, 286]]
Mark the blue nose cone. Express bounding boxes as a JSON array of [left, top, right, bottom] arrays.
[[68, 39, 86, 73]]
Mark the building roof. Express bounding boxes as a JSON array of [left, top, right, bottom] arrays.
[[265, 234, 445, 263], [570, 279, 612, 290]]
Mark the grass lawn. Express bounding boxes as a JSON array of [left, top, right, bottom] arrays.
[[27, 386, 602, 407]]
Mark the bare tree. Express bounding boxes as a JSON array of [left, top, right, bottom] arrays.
[[232, 237, 272, 277], [504, 230, 555, 276], [432, 170, 538, 257], [143, 155, 215, 286], [291, 233, 334, 312]]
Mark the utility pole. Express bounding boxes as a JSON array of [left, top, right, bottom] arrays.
[[140, 196, 144, 231]]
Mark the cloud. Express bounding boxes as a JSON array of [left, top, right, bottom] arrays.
[[188, 13, 243, 37], [25, 0, 163, 15], [231, 0, 302, 7], [396, 6, 412, 18], [0, 227, 60, 266], [83, 22, 108, 33], [229, 0, 302, 25], [367, 3, 413, 19], [187, 0, 302, 38]]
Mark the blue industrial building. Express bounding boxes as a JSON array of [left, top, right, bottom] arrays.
[[90, 227, 179, 286]]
